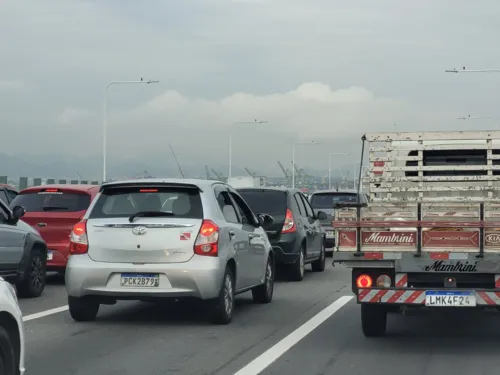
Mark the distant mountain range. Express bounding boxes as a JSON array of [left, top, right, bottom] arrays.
[[0, 153, 346, 181]]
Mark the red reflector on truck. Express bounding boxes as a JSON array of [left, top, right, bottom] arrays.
[[430, 252, 449, 260], [364, 252, 383, 260]]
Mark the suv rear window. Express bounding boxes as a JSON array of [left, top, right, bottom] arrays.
[[237, 189, 287, 215], [88, 186, 203, 219], [310, 193, 360, 209], [10, 191, 91, 212]]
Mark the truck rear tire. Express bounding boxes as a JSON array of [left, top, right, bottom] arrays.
[[361, 304, 387, 337]]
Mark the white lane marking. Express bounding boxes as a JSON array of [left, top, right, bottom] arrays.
[[234, 295, 353, 375], [23, 305, 69, 322]]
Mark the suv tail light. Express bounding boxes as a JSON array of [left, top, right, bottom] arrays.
[[69, 220, 89, 255], [281, 208, 296, 234], [194, 220, 219, 256]]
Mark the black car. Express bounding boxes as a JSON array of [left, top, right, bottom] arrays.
[[0, 185, 18, 205], [0, 198, 47, 298], [237, 187, 328, 281], [308, 189, 369, 253]]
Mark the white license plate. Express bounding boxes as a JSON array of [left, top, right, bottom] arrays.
[[120, 273, 160, 287], [425, 291, 476, 307], [47, 251, 53, 261], [325, 231, 335, 239]]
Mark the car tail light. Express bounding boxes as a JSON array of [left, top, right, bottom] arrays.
[[281, 208, 296, 234], [194, 220, 219, 256], [376, 274, 391, 288], [69, 220, 89, 255], [356, 274, 373, 288]]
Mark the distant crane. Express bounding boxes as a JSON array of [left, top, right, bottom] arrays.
[[169, 144, 185, 178], [277, 161, 291, 187], [277, 161, 290, 178], [205, 165, 211, 180], [245, 168, 257, 177], [211, 168, 225, 181]]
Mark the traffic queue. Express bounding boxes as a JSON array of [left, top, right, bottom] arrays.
[[0, 178, 361, 374]]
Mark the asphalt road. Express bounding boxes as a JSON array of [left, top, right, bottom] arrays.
[[18, 263, 500, 375]]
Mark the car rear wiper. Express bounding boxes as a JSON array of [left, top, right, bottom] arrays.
[[128, 211, 175, 222], [42, 206, 69, 211]]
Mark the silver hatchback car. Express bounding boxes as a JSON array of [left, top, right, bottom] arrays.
[[65, 179, 276, 324]]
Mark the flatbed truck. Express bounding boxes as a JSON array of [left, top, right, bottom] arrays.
[[332, 131, 500, 336]]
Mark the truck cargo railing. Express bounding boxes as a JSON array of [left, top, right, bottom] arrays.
[[361, 131, 500, 203], [335, 131, 500, 258]]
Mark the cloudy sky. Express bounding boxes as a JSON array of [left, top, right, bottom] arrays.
[[2, 0, 500, 177]]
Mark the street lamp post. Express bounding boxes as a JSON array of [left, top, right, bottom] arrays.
[[228, 120, 267, 179], [446, 67, 500, 73], [328, 152, 347, 189], [457, 115, 499, 130], [292, 141, 320, 188], [103, 79, 159, 182]]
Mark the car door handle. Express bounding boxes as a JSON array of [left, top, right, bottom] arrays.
[[249, 234, 260, 239], [228, 229, 236, 239], [37, 222, 47, 227]]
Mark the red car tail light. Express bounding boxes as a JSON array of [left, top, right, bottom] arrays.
[[194, 220, 219, 256], [281, 208, 296, 234], [69, 220, 89, 255], [356, 274, 373, 288]]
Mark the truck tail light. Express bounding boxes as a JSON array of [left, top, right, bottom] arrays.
[[356, 274, 373, 288]]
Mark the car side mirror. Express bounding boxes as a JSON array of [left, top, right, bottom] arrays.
[[257, 213, 274, 228], [12, 206, 26, 220], [316, 211, 328, 220]]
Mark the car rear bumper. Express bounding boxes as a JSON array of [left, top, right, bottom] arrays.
[[271, 234, 302, 265], [46, 245, 70, 270], [65, 254, 224, 300], [322, 226, 335, 250]]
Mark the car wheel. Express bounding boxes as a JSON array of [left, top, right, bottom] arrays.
[[288, 245, 305, 282], [0, 326, 16, 375], [16, 247, 47, 298], [68, 296, 100, 322], [252, 256, 275, 303], [361, 304, 387, 337], [311, 241, 326, 272], [209, 267, 235, 325]]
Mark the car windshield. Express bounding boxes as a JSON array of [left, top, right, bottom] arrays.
[[310, 193, 359, 209], [88, 186, 203, 219], [237, 190, 287, 216], [10, 191, 91, 212]]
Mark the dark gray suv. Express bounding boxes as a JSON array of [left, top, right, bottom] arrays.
[[0, 199, 47, 298], [308, 189, 369, 255]]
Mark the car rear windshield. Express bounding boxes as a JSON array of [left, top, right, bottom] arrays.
[[310, 193, 359, 209], [10, 191, 91, 212], [88, 186, 203, 219], [237, 190, 287, 215]]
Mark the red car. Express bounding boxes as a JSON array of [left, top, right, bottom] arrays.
[[10, 184, 100, 273]]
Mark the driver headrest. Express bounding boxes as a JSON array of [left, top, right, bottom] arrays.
[[172, 194, 191, 215]]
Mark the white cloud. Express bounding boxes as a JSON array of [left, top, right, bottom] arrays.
[[56, 108, 92, 126], [93, 81, 420, 172], [0, 80, 24, 91]]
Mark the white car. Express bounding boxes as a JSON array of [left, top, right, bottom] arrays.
[[0, 277, 25, 374]]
